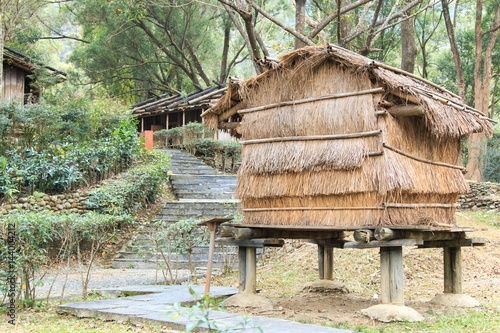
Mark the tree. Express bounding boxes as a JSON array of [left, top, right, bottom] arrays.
[[442, 0, 500, 180], [400, 0, 417, 73], [68, 0, 246, 102], [0, 0, 50, 95], [466, 1, 500, 181]]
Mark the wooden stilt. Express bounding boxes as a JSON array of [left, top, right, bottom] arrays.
[[380, 247, 404, 305], [245, 247, 257, 294], [324, 247, 333, 280], [444, 247, 462, 294], [238, 247, 246, 293], [317, 244, 325, 279]]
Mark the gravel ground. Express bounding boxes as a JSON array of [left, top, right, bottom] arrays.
[[29, 265, 194, 300]]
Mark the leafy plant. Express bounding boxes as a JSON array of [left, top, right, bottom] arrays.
[[0, 211, 133, 306], [166, 287, 262, 333], [85, 150, 170, 215]]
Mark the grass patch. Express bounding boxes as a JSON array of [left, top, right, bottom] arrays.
[[349, 308, 500, 332], [460, 210, 500, 228], [0, 307, 166, 332]]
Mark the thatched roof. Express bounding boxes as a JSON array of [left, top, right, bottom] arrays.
[[203, 44, 493, 139], [132, 86, 227, 118]]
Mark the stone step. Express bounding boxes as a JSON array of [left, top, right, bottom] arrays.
[[112, 148, 239, 270]]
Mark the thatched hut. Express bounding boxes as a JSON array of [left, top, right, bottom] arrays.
[[202, 45, 493, 229]]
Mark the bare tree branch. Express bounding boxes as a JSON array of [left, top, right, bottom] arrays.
[[308, 0, 374, 39], [246, 0, 315, 46], [38, 35, 89, 43]]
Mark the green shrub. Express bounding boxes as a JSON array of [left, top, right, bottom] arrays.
[[85, 150, 170, 214], [193, 138, 241, 173], [0, 211, 133, 307], [153, 123, 214, 149], [0, 99, 142, 200]]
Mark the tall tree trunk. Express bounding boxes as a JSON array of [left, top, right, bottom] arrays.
[[466, 0, 500, 181], [441, 0, 465, 98], [295, 0, 307, 49], [400, 0, 417, 73], [219, 16, 231, 83], [0, 13, 4, 98], [338, 0, 353, 49]]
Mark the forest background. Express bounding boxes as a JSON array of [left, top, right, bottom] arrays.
[[0, 0, 500, 192]]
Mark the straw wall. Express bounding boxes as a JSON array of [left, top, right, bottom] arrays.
[[235, 59, 468, 229]]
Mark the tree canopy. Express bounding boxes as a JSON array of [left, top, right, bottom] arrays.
[[1, 0, 500, 179]]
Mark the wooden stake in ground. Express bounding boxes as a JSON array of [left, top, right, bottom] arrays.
[[198, 218, 232, 295]]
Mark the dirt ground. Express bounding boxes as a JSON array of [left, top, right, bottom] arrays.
[[215, 212, 500, 328]]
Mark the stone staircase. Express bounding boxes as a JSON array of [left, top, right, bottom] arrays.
[[111, 149, 239, 271]]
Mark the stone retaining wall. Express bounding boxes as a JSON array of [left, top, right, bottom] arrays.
[[459, 181, 500, 211], [0, 192, 89, 215], [2, 181, 500, 215]]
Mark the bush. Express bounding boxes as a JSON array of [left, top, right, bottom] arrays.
[[0, 101, 142, 200], [0, 211, 133, 306], [194, 138, 241, 173], [153, 122, 214, 149], [85, 150, 170, 214]]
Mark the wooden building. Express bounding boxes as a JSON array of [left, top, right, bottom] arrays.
[[203, 44, 494, 229], [2, 47, 65, 104], [131, 86, 227, 132]]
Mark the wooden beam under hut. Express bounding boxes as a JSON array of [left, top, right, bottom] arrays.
[[387, 104, 424, 117]]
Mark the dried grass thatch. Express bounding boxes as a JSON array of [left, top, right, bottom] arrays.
[[202, 44, 494, 229]]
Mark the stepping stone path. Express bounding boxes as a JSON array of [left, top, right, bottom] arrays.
[[112, 149, 239, 270], [59, 285, 354, 333]]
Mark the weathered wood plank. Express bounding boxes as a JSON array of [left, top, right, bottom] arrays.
[[317, 244, 325, 280], [217, 238, 284, 248], [444, 247, 462, 294], [380, 247, 391, 304], [238, 247, 246, 293], [418, 239, 485, 248], [344, 239, 423, 249], [324, 247, 334, 281], [245, 247, 257, 294]]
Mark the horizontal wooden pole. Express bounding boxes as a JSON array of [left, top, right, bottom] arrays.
[[240, 130, 382, 145], [345, 239, 423, 249], [243, 206, 384, 212], [383, 143, 466, 171], [238, 88, 384, 115], [384, 203, 461, 209], [387, 104, 424, 117]]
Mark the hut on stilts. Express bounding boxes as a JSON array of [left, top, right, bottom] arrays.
[[202, 45, 494, 320], [203, 44, 493, 230]]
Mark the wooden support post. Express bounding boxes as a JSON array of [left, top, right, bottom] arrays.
[[238, 247, 246, 293], [198, 218, 231, 295], [324, 247, 333, 280], [182, 110, 186, 126], [317, 244, 324, 280], [166, 113, 169, 129], [444, 247, 462, 294], [245, 247, 257, 294], [380, 247, 404, 305]]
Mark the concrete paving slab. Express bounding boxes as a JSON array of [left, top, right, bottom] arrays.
[[60, 285, 354, 333]]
